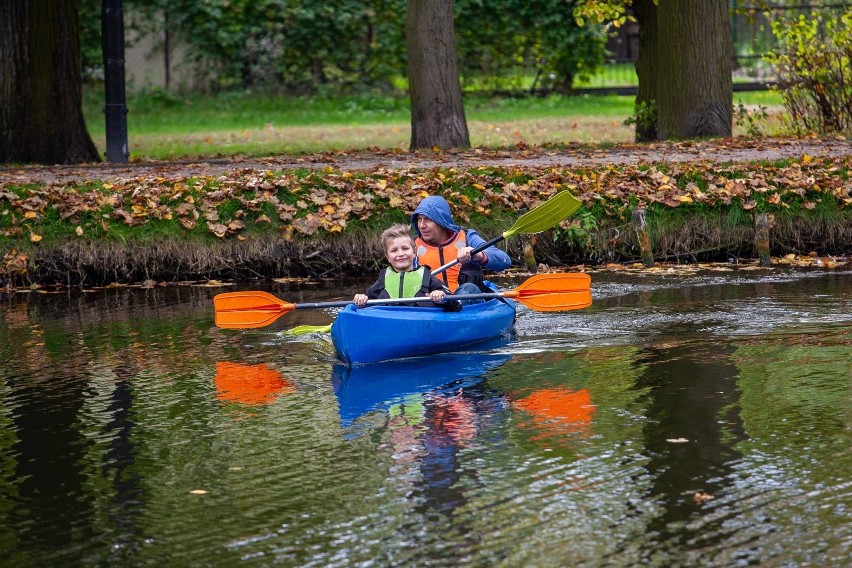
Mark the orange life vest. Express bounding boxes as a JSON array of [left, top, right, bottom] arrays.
[[415, 230, 469, 291]]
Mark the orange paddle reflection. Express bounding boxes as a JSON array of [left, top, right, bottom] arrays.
[[511, 387, 595, 439], [214, 361, 295, 406]]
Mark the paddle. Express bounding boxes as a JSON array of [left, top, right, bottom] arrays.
[[284, 190, 582, 335], [431, 190, 582, 275], [214, 272, 592, 330]]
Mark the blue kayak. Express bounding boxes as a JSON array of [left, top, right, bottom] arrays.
[[330, 283, 516, 365]]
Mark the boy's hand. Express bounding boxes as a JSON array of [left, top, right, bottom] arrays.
[[429, 290, 445, 303], [354, 294, 369, 307]]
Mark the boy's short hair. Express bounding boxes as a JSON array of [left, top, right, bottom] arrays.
[[380, 224, 414, 250]]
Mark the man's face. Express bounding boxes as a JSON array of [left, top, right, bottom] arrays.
[[416, 215, 450, 245]]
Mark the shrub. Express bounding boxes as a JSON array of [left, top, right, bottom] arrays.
[[765, 10, 852, 135]]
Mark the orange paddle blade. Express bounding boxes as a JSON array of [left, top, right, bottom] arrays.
[[214, 291, 295, 329], [504, 272, 592, 311]]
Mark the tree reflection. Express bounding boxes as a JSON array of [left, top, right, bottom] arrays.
[[630, 339, 747, 554]]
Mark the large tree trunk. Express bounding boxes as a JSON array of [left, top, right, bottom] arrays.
[[632, 0, 658, 142], [406, 0, 470, 150], [0, 0, 100, 164], [654, 0, 733, 140]]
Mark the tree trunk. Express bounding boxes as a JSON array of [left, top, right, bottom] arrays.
[[632, 0, 658, 142], [406, 0, 470, 150], [0, 0, 100, 164], [654, 0, 733, 140]]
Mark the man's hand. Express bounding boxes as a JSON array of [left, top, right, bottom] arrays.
[[457, 246, 486, 264]]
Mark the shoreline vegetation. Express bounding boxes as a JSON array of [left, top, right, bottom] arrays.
[[1, 138, 851, 289]]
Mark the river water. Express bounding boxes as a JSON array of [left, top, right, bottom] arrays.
[[1, 268, 849, 567]]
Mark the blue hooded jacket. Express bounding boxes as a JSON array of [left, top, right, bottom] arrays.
[[411, 196, 511, 272]]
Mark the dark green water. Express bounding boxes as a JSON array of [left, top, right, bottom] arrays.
[[1, 269, 849, 567]]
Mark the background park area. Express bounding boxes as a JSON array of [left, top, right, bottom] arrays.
[[1, 1, 851, 286]]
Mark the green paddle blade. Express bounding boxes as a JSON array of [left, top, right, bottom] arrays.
[[284, 323, 333, 336], [503, 190, 582, 238]]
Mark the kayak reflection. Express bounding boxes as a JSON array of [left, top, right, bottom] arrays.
[[331, 349, 512, 427], [332, 349, 512, 518], [214, 361, 296, 406]]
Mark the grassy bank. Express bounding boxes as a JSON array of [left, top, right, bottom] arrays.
[[81, 90, 787, 159], [2, 152, 850, 287]]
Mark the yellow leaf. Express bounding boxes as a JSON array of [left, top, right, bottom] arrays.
[[30, 233, 42, 242], [322, 204, 335, 214], [376, 179, 387, 190], [102, 182, 113, 190], [24, 211, 38, 219], [472, 183, 486, 191], [802, 154, 813, 164], [675, 195, 693, 203]]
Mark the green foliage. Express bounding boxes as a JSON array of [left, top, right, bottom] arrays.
[[571, 0, 633, 28], [764, 9, 852, 135], [733, 99, 769, 137], [455, 0, 609, 93], [555, 209, 599, 247], [80, 0, 608, 96], [623, 99, 657, 131], [79, 0, 104, 81]]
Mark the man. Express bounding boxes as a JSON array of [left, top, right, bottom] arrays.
[[411, 196, 511, 294]]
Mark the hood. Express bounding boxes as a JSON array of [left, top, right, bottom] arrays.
[[410, 196, 459, 237]]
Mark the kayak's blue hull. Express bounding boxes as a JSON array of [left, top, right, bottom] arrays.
[[331, 289, 516, 365]]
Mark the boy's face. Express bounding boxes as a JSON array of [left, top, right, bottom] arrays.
[[385, 236, 416, 272]]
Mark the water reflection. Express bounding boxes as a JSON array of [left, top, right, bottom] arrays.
[[214, 361, 296, 406], [0, 271, 849, 565], [622, 336, 748, 563], [332, 352, 511, 519]]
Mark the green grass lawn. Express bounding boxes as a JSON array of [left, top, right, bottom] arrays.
[[82, 87, 786, 160]]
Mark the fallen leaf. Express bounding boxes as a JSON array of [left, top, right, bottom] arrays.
[[693, 492, 714, 503], [207, 222, 227, 237]]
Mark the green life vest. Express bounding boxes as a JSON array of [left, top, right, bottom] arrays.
[[384, 266, 427, 299]]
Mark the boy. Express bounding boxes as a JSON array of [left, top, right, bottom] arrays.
[[354, 224, 459, 310]]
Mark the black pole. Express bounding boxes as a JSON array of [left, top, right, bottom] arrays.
[[102, 0, 129, 162]]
